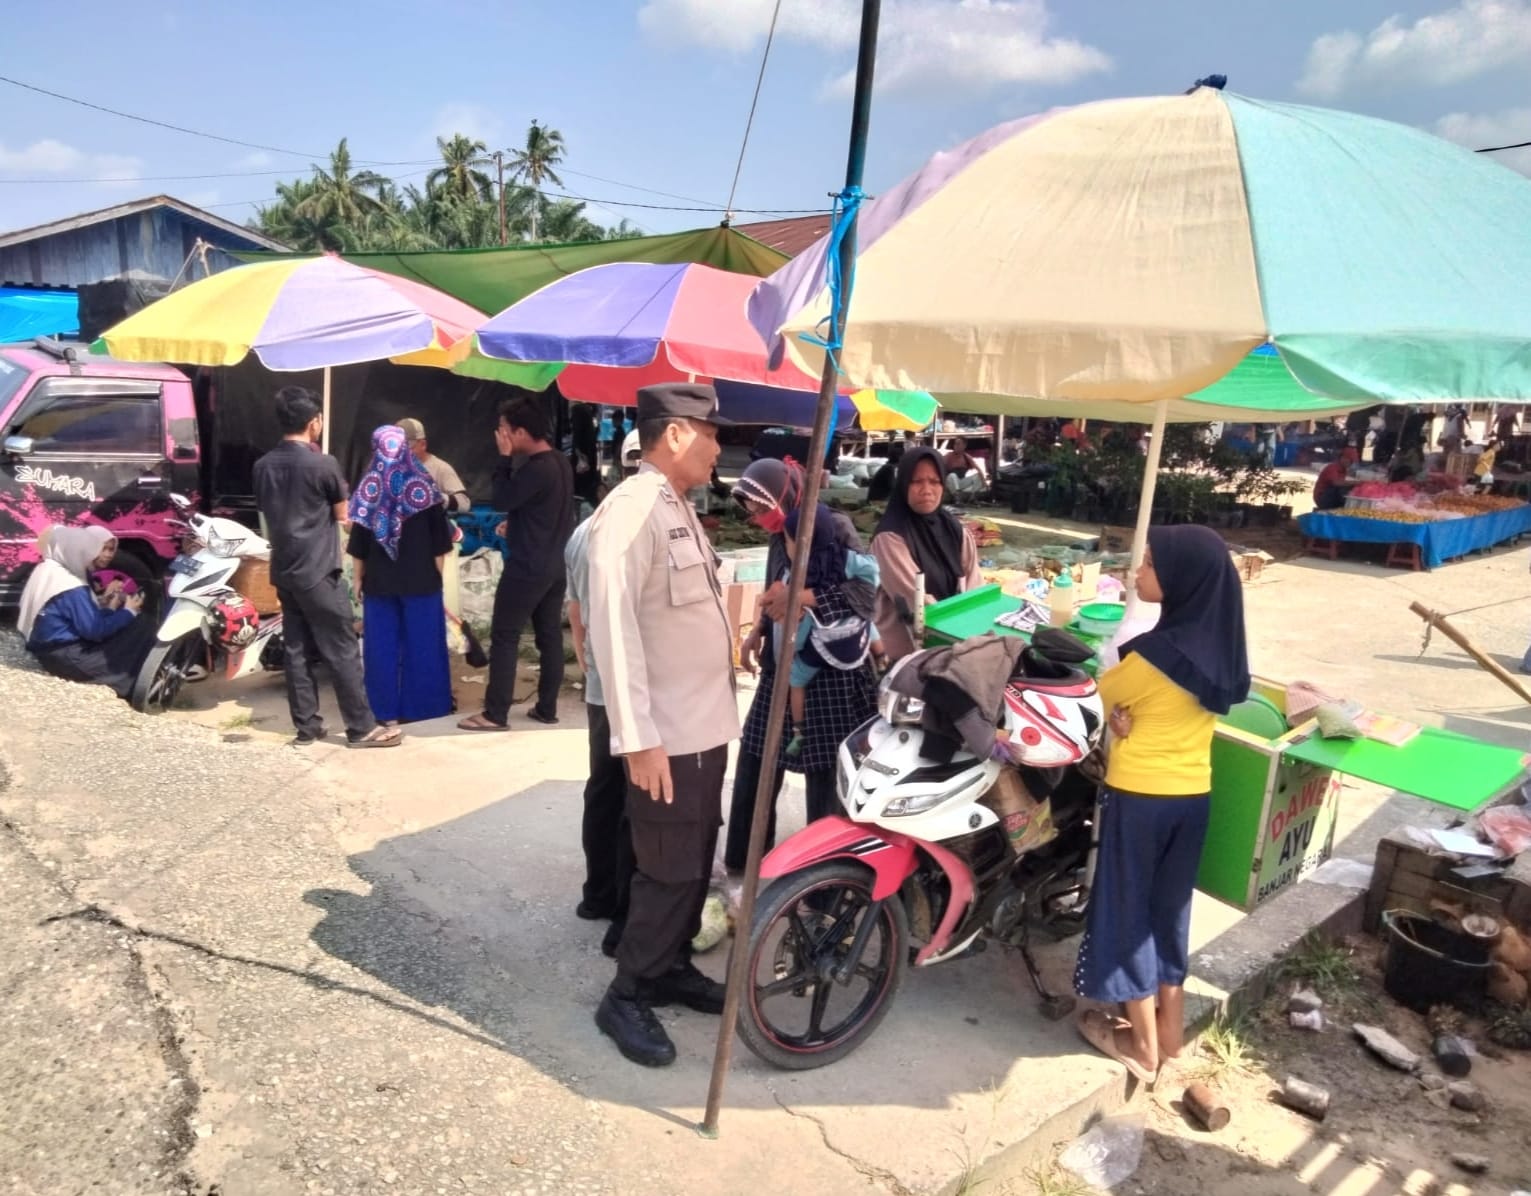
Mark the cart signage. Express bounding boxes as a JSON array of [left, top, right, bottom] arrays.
[[1254, 766, 1341, 905]]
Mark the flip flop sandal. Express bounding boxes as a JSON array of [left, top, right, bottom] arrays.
[[456, 714, 509, 732], [349, 726, 402, 749], [1077, 1009, 1157, 1086]]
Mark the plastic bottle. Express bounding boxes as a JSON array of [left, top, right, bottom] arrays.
[[1048, 571, 1075, 628]]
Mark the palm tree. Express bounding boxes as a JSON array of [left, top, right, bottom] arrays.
[[537, 198, 605, 245], [254, 177, 349, 251], [304, 138, 388, 230], [428, 134, 493, 203], [508, 119, 566, 241]]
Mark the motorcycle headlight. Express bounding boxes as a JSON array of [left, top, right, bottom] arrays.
[[882, 790, 949, 817], [877, 690, 924, 726]]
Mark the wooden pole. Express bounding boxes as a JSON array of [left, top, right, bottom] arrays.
[[1408, 600, 1531, 705], [699, 0, 882, 1139]]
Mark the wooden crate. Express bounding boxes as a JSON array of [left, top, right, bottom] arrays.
[[1364, 828, 1531, 931], [231, 557, 281, 614]]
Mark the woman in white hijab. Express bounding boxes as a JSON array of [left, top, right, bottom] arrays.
[[18, 525, 155, 700]]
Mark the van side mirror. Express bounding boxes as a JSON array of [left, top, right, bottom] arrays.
[[3, 435, 33, 456]]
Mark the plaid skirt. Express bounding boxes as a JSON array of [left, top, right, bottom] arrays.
[[740, 587, 878, 776]]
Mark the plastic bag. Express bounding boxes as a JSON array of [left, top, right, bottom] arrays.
[[457, 549, 502, 644], [1059, 1113, 1145, 1189], [1305, 857, 1373, 888], [1480, 806, 1531, 857]]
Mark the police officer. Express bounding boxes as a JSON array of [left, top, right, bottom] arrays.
[[586, 383, 740, 1067]]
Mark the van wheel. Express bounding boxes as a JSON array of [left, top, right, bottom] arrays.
[[131, 631, 205, 713]]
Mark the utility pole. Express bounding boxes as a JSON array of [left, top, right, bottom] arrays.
[[495, 151, 507, 246]]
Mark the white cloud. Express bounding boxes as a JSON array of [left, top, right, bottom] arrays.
[[0, 139, 86, 173], [0, 139, 143, 187], [1298, 0, 1531, 97], [232, 150, 273, 170], [1435, 107, 1531, 175], [637, 0, 1110, 97], [430, 102, 504, 148]]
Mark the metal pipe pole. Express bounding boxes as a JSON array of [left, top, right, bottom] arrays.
[[1124, 399, 1168, 617], [700, 0, 882, 1139]]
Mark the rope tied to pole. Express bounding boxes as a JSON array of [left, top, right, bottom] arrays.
[[797, 184, 866, 374]]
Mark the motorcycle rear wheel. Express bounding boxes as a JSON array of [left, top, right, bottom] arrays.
[[130, 631, 206, 713], [737, 860, 909, 1071]]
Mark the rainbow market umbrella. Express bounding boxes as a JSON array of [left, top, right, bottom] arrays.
[[749, 85, 1531, 586], [751, 86, 1531, 408], [97, 254, 485, 450], [472, 261, 936, 432]]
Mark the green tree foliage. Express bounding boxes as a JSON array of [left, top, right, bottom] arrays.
[[251, 123, 639, 252]]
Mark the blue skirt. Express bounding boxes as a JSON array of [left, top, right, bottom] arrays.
[[362, 592, 453, 723], [1073, 788, 1210, 1004]]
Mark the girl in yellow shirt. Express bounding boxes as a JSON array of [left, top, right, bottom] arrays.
[[1074, 526, 1250, 1086]]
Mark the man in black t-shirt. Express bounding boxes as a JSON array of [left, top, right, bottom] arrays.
[[252, 387, 396, 748], [458, 396, 575, 731]]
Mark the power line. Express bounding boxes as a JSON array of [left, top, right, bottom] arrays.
[[0, 73, 429, 166], [559, 167, 723, 209], [0, 163, 440, 185], [1477, 139, 1531, 153], [724, 0, 785, 220]]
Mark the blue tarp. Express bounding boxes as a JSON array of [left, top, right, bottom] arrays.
[[1298, 506, 1531, 569], [0, 287, 78, 341]]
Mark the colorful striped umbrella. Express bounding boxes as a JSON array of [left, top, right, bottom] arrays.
[[473, 262, 936, 432], [98, 255, 485, 450], [751, 87, 1531, 407]]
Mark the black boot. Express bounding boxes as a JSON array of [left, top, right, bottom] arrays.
[[595, 981, 676, 1067], [600, 918, 624, 960], [641, 960, 727, 1015]]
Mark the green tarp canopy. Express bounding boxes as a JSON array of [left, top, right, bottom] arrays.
[[233, 225, 789, 316]]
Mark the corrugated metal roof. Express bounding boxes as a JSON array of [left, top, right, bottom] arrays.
[[732, 214, 830, 258], [0, 194, 289, 252]]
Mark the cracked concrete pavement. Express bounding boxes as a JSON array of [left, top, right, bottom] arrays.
[[1, 632, 1118, 1196], [2, 538, 1527, 1196]]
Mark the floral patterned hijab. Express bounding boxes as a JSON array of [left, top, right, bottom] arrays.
[[348, 425, 441, 559]]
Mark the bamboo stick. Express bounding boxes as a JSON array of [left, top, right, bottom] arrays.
[[1408, 601, 1531, 706]]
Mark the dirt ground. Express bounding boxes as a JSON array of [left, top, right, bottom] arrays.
[[1024, 934, 1531, 1196]]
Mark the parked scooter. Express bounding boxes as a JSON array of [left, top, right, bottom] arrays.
[[130, 494, 283, 712], [735, 630, 1106, 1070]]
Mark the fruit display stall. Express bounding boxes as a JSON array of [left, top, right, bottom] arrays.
[[1298, 479, 1531, 570]]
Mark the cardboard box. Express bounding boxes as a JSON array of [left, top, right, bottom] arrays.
[[722, 581, 763, 669]]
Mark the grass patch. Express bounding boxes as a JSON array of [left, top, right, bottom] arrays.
[[1190, 1012, 1259, 1081], [1277, 932, 1361, 995], [1018, 1163, 1092, 1196], [220, 712, 255, 730]]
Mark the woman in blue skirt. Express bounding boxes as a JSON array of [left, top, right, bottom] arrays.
[[1074, 525, 1249, 1085], [347, 425, 456, 725]]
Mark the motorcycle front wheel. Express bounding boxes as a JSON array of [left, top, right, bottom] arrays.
[[737, 859, 909, 1071], [130, 631, 206, 713]]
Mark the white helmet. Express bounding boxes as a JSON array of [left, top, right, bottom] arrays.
[[621, 428, 641, 471]]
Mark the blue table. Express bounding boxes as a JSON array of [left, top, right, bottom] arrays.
[[1299, 505, 1531, 569]]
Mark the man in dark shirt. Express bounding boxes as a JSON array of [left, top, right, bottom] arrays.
[[252, 387, 395, 748], [458, 396, 574, 730]]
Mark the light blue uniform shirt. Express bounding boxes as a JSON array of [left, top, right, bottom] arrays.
[[564, 516, 603, 706]]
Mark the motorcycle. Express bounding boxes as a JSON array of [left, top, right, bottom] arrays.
[[130, 494, 284, 713], [735, 631, 1106, 1070]]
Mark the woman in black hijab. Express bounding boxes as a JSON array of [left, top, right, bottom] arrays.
[[1074, 524, 1250, 1087], [870, 447, 982, 659]]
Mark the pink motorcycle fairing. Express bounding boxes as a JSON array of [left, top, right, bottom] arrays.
[[758, 816, 977, 964]]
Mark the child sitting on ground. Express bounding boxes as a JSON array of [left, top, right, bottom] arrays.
[[782, 502, 885, 757]]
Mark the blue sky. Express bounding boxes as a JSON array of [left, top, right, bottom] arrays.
[[2, 0, 1528, 240]]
